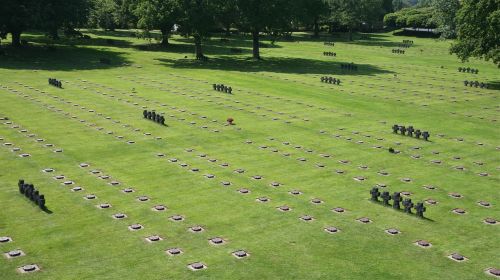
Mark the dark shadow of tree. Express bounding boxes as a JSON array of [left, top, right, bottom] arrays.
[[133, 40, 252, 56], [21, 33, 134, 49], [0, 45, 131, 71], [155, 56, 392, 75]]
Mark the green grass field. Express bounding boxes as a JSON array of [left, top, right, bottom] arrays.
[[0, 30, 498, 280]]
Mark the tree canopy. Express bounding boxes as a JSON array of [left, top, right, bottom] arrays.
[[450, 0, 500, 66]]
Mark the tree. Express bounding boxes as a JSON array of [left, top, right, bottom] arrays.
[[89, 0, 119, 30], [293, 0, 329, 37], [383, 6, 437, 29], [392, 0, 410, 11], [0, 0, 39, 47], [38, 0, 92, 39], [177, 0, 217, 59], [328, 0, 385, 40], [236, 0, 292, 59], [450, 0, 500, 66], [135, 0, 179, 46], [432, 0, 460, 39], [383, 0, 393, 13], [217, 0, 239, 36], [115, 0, 139, 29]]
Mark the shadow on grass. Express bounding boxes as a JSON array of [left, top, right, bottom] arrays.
[[0, 45, 131, 71], [485, 81, 500, 91], [21, 33, 134, 49], [156, 56, 392, 75], [132, 41, 249, 56]]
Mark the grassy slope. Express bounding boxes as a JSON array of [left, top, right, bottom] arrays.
[[0, 30, 498, 280]]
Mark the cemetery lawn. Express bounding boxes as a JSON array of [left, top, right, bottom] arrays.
[[0, 30, 498, 280]]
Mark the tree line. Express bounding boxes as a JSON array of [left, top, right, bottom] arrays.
[[0, 0, 498, 65]]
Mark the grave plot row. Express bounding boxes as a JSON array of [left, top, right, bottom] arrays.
[[0, 233, 36, 273], [123, 76, 304, 124], [256, 133, 495, 204], [317, 127, 495, 174], [160, 72, 342, 121], [10, 132, 239, 270], [259, 71, 471, 108], [4, 83, 143, 144], [0, 127, 252, 270], [71, 79, 227, 133], [155, 146, 498, 267]]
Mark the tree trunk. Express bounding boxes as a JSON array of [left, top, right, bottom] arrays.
[[11, 31, 21, 47], [50, 28, 59, 40], [194, 35, 203, 59], [252, 30, 260, 60], [160, 29, 169, 46], [348, 28, 353, 41], [313, 18, 320, 37], [225, 24, 231, 36]]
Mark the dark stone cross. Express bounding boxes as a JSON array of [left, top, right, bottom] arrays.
[[399, 126, 407, 135], [391, 192, 402, 209], [407, 126, 414, 137], [18, 179, 24, 193], [370, 187, 380, 201], [415, 202, 426, 218], [403, 198, 414, 214], [415, 130, 421, 139], [422, 131, 430, 141], [381, 191, 391, 206], [38, 195, 45, 209]]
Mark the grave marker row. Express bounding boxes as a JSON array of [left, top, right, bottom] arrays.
[[458, 67, 478, 74], [18, 179, 46, 210], [392, 49, 405, 54], [323, 52, 336, 57], [320, 76, 341, 85], [392, 124, 430, 141], [463, 80, 488, 88], [371, 188, 426, 218], [143, 110, 165, 125], [48, 78, 62, 88], [213, 84, 233, 94], [341, 63, 358, 71]]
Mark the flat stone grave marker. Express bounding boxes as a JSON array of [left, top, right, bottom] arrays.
[[415, 240, 432, 248], [18, 264, 40, 273], [277, 205, 291, 212], [128, 224, 143, 231], [170, 215, 184, 222], [187, 262, 206, 271], [357, 217, 371, 224], [209, 237, 225, 245], [146, 235, 163, 243], [448, 253, 467, 262], [0, 236, 13, 243], [189, 226, 204, 233], [385, 228, 401, 235], [113, 213, 127, 219]]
